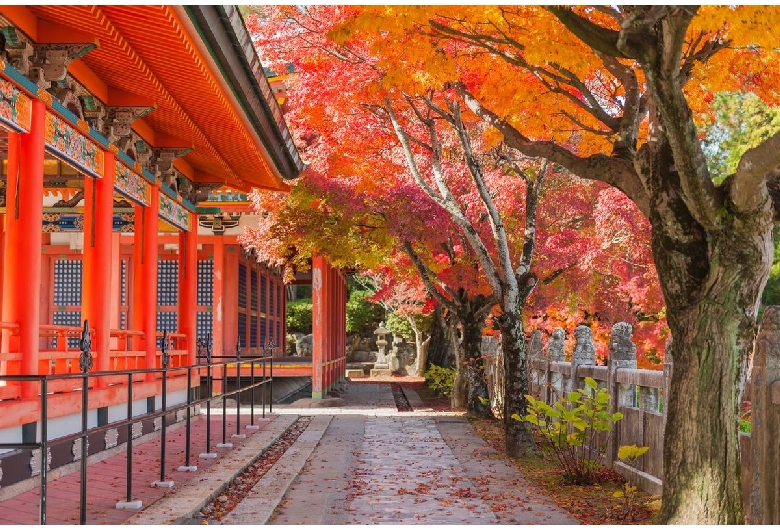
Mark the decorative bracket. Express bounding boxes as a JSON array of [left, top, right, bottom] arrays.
[[31, 43, 96, 88], [102, 106, 154, 144], [3, 27, 34, 76]]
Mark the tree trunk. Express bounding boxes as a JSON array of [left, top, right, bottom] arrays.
[[427, 306, 454, 368], [651, 181, 774, 524], [462, 315, 492, 418], [449, 318, 468, 410], [496, 309, 535, 456]]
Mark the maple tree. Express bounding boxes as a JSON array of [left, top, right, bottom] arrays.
[[323, 5, 780, 524], [244, 4, 667, 436]]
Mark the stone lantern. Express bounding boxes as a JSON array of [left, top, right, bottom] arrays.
[[370, 322, 394, 377], [373, 321, 390, 368]]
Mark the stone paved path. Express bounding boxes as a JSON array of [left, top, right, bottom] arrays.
[[345, 416, 498, 524], [267, 383, 579, 525]]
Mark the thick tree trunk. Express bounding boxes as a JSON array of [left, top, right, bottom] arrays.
[[427, 306, 454, 369], [652, 184, 774, 524], [496, 309, 535, 457]]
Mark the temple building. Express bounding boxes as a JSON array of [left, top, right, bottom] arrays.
[[0, 4, 347, 468]]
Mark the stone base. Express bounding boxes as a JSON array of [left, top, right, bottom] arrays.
[[370, 368, 393, 378], [346, 369, 366, 379]]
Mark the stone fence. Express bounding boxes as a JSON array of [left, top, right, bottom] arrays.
[[482, 308, 780, 524]]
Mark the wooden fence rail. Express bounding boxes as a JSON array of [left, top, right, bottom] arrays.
[[483, 307, 780, 523]]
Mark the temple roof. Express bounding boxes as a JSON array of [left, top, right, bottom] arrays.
[[0, 5, 303, 192]]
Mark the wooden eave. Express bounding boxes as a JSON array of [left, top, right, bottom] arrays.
[[0, 5, 303, 193]]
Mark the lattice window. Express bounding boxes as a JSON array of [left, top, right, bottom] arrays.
[[269, 315, 275, 344], [120, 260, 127, 305], [260, 316, 267, 346], [53, 311, 81, 349], [250, 315, 258, 348], [238, 263, 247, 309], [268, 280, 274, 317], [197, 260, 213, 306], [250, 272, 258, 311], [53, 260, 82, 306], [277, 284, 282, 318], [157, 259, 178, 306], [156, 311, 177, 349], [237, 311, 247, 350], [276, 321, 281, 347], [260, 275, 267, 313], [197, 311, 212, 340]]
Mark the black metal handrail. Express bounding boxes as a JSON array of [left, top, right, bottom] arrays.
[[0, 329, 274, 525]]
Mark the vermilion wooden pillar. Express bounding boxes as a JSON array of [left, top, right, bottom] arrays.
[[311, 255, 325, 399], [131, 203, 144, 351], [82, 152, 116, 382], [142, 187, 160, 378], [178, 213, 197, 366], [223, 245, 238, 357], [2, 101, 45, 396]]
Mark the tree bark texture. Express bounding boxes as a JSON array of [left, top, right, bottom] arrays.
[[463, 315, 492, 418], [496, 309, 535, 456], [650, 166, 774, 524]]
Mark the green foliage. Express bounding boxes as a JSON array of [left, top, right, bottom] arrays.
[[514, 377, 623, 485], [424, 364, 456, 397], [287, 298, 313, 333], [701, 92, 780, 184], [761, 227, 780, 311], [385, 311, 432, 339], [346, 289, 383, 334], [614, 445, 650, 519], [739, 419, 752, 434]]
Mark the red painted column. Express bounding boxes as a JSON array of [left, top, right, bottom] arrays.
[[223, 245, 238, 357], [178, 213, 197, 366], [82, 152, 116, 382], [311, 255, 325, 399], [131, 204, 144, 352], [2, 101, 45, 395], [142, 187, 159, 378]]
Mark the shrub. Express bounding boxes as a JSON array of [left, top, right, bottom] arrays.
[[515, 377, 623, 485], [287, 298, 312, 333], [424, 364, 456, 397], [346, 289, 383, 334]]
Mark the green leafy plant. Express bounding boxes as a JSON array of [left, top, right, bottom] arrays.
[[346, 289, 383, 334], [613, 445, 650, 520], [424, 364, 456, 398], [514, 377, 623, 485], [287, 298, 313, 332]]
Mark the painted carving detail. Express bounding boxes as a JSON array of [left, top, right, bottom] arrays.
[[159, 192, 190, 231], [115, 160, 150, 206], [45, 111, 104, 178], [0, 77, 32, 132]]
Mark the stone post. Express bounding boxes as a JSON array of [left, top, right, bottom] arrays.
[[748, 306, 780, 524], [606, 322, 637, 464], [547, 328, 566, 400], [571, 325, 596, 392], [528, 329, 543, 394]]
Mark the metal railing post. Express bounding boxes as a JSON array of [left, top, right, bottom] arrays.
[[199, 335, 217, 459], [249, 356, 255, 428], [79, 320, 93, 525], [40, 379, 48, 525], [177, 365, 197, 472], [126, 374, 133, 502], [268, 341, 275, 414], [235, 338, 241, 436], [115, 374, 141, 510], [153, 331, 174, 488]]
